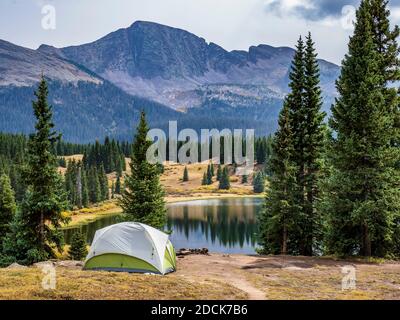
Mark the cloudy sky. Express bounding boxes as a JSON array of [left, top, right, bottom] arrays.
[[1, 0, 400, 64]]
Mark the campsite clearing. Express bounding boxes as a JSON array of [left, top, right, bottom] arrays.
[[0, 254, 399, 300]]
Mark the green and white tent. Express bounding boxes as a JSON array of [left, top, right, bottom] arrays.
[[84, 222, 176, 275]]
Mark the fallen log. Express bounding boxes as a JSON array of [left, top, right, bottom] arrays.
[[176, 248, 209, 257]]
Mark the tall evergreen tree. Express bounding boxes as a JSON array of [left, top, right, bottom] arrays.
[[81, 170, 89, 208], [218, 167, 231, 190], [3, 77, 69, 264], [115, 174, 121, 195], [183, 166, 189, 182], [0, 174, 16, 246], [76, 164, 83, 209], [119, 111, 166, 229], [98, 165, 109, 201], [88, 166, 101, 203], [68, 231, 88, 260], [201, 172, 208, 186], [301, 33, 326, 255], [323, 0, 400, 257], [216, 164, 222, 181], [206, 165, 213, 185], [253, 172, 265, 194], [111, 181, 115, 199], [258, 105, 300, 255]]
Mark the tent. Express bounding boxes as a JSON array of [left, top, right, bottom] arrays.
[[84, 222, 176, 275]]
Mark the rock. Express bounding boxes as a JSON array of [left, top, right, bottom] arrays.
[[33, 261, 55, 268], [6, 263, 28, 269]]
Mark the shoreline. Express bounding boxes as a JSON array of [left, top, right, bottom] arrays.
[[64, 193, 264, 228]]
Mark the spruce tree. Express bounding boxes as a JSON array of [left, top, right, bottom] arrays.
[[3, 77, 69, 264], [76, 164, 83, 209], [0, 174, 16, 246], [258, 105, 300, 255], [323, 0, 400, 257], [81, 170, 89, 208], [206, 165, 213, 185], [98, 165, 109, 201], [201, 172, 208, 186], [218, 167, 230, 190], [88, 166, 101, 203], [115, 174, 121, 195], [301, 32, 326, 255], [119, 111, 166, 229], [253, 172, 265, 194], [68, 231, 88, 260], [216, 165, 222, 181], [183, 166, 189, 182], [111, 181, 115, 199]]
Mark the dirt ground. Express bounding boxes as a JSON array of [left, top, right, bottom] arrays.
[[176, 254, 400, 300], [0, 254, 399, 300]]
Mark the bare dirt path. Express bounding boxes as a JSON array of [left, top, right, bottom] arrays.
[[176, 254, 267, 300], [176, 253, 400, 300]]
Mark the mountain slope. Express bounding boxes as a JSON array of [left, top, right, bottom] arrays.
[[0, 39, 180, 143], [39, 21, 340, 110], [0, 40, 101, 87], [0, 21, 341, 142]]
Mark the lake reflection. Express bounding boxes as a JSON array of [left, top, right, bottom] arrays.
[[166, 198, 261, 254], [64, 197, 263, 254]]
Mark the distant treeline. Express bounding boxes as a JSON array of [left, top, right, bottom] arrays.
[[0, 131, 273, 208]]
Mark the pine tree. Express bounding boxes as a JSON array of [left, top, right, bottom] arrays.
[[285, 36, 310, 255], [323, 0, 400, 257], [88, 166, 101, 203], [210, 163, 215, 176], [68, 231, 88, 260], [206, 165, 213, 185], [253, 172, 265, 194], [301, 32, 326, 255], [58, 157, 67, 168], [3, 77, 69, 264], [216, 165, 222, 181], [115, 174, 121, 195], [119, 111, 166, 229], [241, 174, 248, 184], [218, 167, 230, 190], [98, 165, 109, 201], [0, 174, 16, 246], [183, 166, 189, 182], [81, 170, 89, 208], [111, 181, 115, 199], [201, 172, 208, 186], [258, 105, 300, 255]]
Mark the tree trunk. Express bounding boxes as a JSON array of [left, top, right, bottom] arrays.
[[363, 223, 372, 257], [40, 211, 44, 248], [76, 166, 83, 209], [282, 224, 288, 255]]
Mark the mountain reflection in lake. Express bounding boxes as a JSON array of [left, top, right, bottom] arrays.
[[64, 197, 262, 254]]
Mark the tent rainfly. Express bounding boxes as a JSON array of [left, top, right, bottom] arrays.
[[84, 222, 176, 275]]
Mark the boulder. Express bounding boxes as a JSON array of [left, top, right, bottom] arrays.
[[6, 263, 28, 269]]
